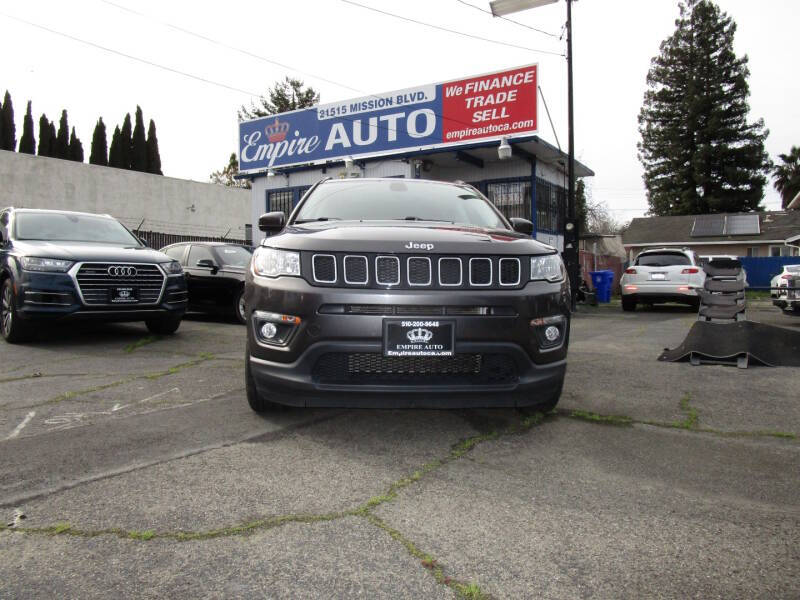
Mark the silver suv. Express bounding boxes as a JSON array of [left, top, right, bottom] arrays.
[[620, 248, 705, 311]]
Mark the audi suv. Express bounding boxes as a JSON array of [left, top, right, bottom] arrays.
[[245, 178, 570, 411], [0, 208, 187, 343]]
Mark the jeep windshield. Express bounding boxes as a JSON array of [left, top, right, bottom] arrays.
[[293, 180, 509, 230], [14, 212, 143, 246]]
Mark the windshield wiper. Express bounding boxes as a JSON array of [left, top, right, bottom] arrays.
[[293, 217, 341, 224], [398, 216, 453, 222]]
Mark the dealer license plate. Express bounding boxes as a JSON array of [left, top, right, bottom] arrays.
[[383, 320, 454, 357], [650, 272, 666, 280], [110, 287, 138, 304]]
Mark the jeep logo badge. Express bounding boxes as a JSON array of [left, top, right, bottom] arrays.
[[404, 242, 434, 251]]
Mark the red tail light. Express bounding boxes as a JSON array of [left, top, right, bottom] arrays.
[[781, 274, 792, 280], [681, 268, 699, 274], [625, 268, 637, 274]]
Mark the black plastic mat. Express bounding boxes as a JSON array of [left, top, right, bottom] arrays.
[[658, 321, 800, 367]]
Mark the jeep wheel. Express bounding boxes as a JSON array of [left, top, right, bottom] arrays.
[[145, 315, 182, 335], [1, 279, 33, 343], [245, 352, 285, 413], [621, 296, 637, 312], [234, 289, 247, 325]]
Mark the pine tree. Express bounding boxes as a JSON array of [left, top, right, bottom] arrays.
[[238, 77, 320, 121], [48, 122, 57, 157], [108, 126, 124, 168], [131, 106, 147, 172], [18, 101, 35, 154], [68, 127, 84, 162], [1, 90, 16, 151], [120, 113, 132, 169], [773, 146, 800, 209], [89, 118, 108, 166], [145, 119, 162, 175], [37, 114, 51, 157], [55, 109, 70, 159], [638, 0, 770, 216]]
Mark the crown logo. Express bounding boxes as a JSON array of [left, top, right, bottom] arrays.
[[407, 328, 434, 343], [265, 118, 290, 143]]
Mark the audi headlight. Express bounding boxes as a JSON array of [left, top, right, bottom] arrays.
[[161, 260, 183, 275], [530, 254, 565, 282], [20, 257, 74, 273], [252, 247, 301, 278]]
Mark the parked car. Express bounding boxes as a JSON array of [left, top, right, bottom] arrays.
[[620, 248, 705, 311], [769, 264, 800, 298], [0, 208, 187, 343], [773, 272, 800, 315], [245, 177, 570, 412], [160, 242, 252, 324]]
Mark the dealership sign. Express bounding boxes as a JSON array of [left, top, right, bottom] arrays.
[[238, 64, 538, 173]]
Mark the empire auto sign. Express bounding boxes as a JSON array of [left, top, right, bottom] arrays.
[[238, 64, 538, 173]]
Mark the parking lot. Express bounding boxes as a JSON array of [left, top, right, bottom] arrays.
[[1, 304, 799, 599]]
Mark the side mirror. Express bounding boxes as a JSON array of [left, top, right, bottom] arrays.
[[510, 218, 534, 235], [259, 211, 286, 233], [196, 259, 218, 272]]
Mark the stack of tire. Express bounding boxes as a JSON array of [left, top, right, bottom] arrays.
[[697, 258, 746, 322]]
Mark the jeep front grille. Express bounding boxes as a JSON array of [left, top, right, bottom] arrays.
[[305, 253, 531, 290], [75, 263, 164, 305]]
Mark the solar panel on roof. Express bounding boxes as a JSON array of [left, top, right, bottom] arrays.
[[691, 214, 725, 237], [724, 214, 760, 235]]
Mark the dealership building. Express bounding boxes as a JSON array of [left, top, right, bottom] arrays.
[[237, 65, 593, 250]]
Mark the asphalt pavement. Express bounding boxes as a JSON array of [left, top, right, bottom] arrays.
[[1, 305, 798, 599]]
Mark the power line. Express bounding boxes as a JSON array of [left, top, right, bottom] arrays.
[[454, 0, 559, 38], [340, 0, 564, 57], [0, 11, 261, 97], [98, 0, 364, 94]]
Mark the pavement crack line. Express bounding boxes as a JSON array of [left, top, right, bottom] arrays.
[[6, 354, 219, 411], [2, 411, 549, 599], [562, 393, 797, 440]]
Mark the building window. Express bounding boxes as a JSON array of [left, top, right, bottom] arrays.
[[485, 179, 531, 221], [267, 189, 294, 218], [746, 246, 759, 257], [770, 245, 793, 257], [535, 178, 566, 234]]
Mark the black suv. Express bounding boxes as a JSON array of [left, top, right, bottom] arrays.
[[0, 208, 187, 343], [245, 178, 570, 411]]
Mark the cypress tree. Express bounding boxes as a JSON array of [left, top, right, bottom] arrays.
[[37, 114, 51, 157], [48, 122, 57, 157], [146, 119, 162, 175], [89, 117, 108, 166], [638, 0, 770, 216], [55, 110, 70, 159], [68, 127, 84, 162], [18, 101, 35, 154], [1, 90, 16, 151], [108, 126, 123, 168], [131, 106, 147, 172], [120, 113, 132, 169]]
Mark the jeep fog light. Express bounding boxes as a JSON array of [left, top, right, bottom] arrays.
[[531, 315, 566, 349], [544, 326, 560, 342], [261, 323, 278, 339], [253, 310, 300, 346]]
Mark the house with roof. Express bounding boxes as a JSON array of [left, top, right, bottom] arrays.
[[622, 211, 800, 262]]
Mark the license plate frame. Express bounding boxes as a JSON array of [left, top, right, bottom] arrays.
[[382, 319, 455, 357], [650, 272, 667, 281], [109, 286, 139, 304]]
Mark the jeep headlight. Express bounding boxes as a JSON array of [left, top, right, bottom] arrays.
[[530, 254, 564, 282], [20, 257, 75, 273], [252, 247, 301, 278]]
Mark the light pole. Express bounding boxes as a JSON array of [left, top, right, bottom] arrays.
[[490, 0, 578, 307]]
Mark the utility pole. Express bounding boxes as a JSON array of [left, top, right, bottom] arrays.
[[566, 0, 578, 309]]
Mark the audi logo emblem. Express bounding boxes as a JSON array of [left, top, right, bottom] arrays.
[[107, 266, 138, 278]]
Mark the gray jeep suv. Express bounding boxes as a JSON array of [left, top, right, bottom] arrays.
[[245, 178, 570, 411]]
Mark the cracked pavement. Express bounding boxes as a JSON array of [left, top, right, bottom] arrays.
[[1, 306, 799, 599]]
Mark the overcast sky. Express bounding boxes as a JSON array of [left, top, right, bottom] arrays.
[[1, 0, 797, 221]]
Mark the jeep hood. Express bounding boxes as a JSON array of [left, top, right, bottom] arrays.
[[263, 221, 556, 255]]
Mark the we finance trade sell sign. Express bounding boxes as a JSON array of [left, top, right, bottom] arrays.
[[238, 64, 538, 173]]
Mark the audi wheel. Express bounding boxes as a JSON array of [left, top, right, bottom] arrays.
[[1, 279, 33, 344], [234, 289, 247, 325]]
